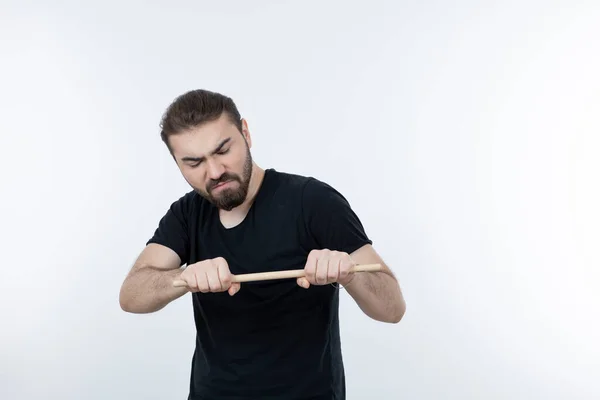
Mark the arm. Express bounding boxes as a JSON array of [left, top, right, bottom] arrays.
[[344, 244, 406, 323], [119, 192, 193, 313], [300, 178, 406, 323], [119, 243, 189, 314]]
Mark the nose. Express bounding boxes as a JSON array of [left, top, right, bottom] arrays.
[[206, 159, 225, 180]]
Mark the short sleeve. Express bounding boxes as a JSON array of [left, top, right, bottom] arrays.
[[301, 178, 372, 254], [146, 192, 193, 266]]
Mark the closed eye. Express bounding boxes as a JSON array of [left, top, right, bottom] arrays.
[[180, 138, 231, 167]]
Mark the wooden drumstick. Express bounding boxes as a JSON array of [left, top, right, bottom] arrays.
[[172, 263, 382, 287]]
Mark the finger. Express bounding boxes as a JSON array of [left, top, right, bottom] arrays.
[[205, 258, 228, 292], [206, 268, 222, 292], [297, 277, 310, 289], [315, 257, 329, 285], [304, 251, 318, 285], [183, 274, 198, 292], [327, 256, 341, 283], [339, 256, 355, 284], [197, 271, 210, 293], [216, 259, 233, 290], [228, 282, 241, 296]]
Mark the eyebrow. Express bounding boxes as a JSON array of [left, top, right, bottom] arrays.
[[180, 137, 231, 163]]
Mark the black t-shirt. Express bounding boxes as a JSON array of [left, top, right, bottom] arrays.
[[147, 168, 372, 400]]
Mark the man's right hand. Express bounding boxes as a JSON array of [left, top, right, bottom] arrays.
[[178, 257, 240, 296]]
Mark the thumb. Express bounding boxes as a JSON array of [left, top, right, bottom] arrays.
[[228, 282, 241, 296], [297, 277, 310, 289]]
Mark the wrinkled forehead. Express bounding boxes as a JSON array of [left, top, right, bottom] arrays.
[[170, 118, 238, 159]]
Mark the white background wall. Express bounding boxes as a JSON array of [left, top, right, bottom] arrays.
[[1, 1, 599, 399]]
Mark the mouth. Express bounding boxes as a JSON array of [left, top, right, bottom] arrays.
[[211, 180, 233, 192]]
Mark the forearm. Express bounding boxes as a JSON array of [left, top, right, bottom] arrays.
[[343, 271, 406, 323], [119, 266, 188, 314]]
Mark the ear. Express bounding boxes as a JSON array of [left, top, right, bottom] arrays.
[[240, 118, 252, 148]]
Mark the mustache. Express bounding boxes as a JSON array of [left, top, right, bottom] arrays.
[[207, 173, 239, 191]]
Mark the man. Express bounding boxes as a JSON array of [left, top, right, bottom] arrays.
[[119, 89, 406, 399]]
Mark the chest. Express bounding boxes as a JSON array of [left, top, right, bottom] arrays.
[[187, 201, 334, 318], [190, 200, 312, 277]]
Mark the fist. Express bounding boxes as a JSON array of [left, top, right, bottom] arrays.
[[297, 249, 355, 289], [178, 257, 240, 296]]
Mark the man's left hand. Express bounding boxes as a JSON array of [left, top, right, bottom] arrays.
[[297, 249, 355, 289]]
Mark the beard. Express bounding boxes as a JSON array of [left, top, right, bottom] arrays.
[[195, 145, 253, 211]]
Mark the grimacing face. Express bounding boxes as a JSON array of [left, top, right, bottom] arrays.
[[168, 114, 253, 211]]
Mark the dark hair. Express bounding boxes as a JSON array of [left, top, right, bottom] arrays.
[[159, 89, 243, 151]]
